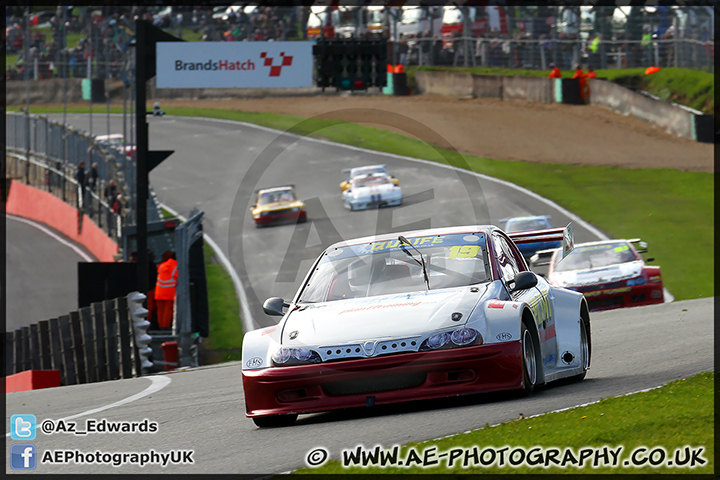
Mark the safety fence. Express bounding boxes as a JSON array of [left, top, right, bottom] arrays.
[[4, 293, 151, 386], [401, 36, 714, 72], [6, 112, 140, 243]]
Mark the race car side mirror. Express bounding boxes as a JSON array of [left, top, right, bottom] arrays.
[[250, 204, 256, 210], [263, 297, 288, 316], [510, 271, 538, 293]]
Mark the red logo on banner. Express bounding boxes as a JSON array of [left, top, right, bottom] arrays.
[[260, 52, 293, 77]]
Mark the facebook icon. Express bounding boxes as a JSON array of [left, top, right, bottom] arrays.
[[11, 444, 37, 470]]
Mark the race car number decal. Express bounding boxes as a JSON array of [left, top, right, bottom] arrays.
[[448, 245, 480, 259], [488, 300, 505, 309]]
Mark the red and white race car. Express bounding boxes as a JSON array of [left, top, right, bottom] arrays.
[[241, 223, 590, 427], [536, 239, 664, 312]]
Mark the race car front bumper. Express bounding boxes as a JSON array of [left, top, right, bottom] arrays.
[[242, 341, 522, 418], [253, 209, 306, 226]]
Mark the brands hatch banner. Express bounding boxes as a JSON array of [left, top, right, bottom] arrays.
[[156, 42, 313, 89]]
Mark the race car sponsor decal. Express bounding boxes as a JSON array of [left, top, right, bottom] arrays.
[[542, 352, 556, 366], [496, 332, 512, 341], [583, 287, 632, 297], [246, 357, 263, 368], [649, 275, 662, 283], [260, 326, 277, 336], [539, 323, 557, 343], [338, 301, 422, 315], [487, 300, 505, 309]]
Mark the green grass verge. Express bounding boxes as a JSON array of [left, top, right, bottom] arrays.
[[10, 105, 713, 302], [407, 66, 714, 114], [293, 372, 713, 474], [159, 208, 243, 360]]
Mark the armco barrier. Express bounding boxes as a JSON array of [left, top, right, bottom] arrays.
[[588, 79, 696, 141], [6, 180, 118, 262]]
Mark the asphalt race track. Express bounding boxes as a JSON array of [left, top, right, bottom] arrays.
[[5, 215, 94, 331], [41, 113, 607, 331], [5, 297, 713, 474], [7, 113, 711, 474]]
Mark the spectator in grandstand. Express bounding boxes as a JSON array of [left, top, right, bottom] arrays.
[[75, 161, 88, 210], [88, 162, 100, 193], [155, 250, 178, 330]]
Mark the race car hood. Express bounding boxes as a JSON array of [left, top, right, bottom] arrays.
[[551, 260, 644, 287], [281, 286, 486, 346], [253, 200, 305, 214]]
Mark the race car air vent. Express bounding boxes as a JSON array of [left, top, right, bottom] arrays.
[[323, 372, 426, 396], [320, 336, 422, 361]]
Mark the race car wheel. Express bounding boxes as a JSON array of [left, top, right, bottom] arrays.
[[571, 318, 591, 382], [521, 322, 537, 396], [252, 414, 298, 428]]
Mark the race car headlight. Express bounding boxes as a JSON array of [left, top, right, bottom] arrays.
[[272, 347, 322, 366], [420, 328, 481, 351], [626, 276, 647, 287], [289, 207, 300, 212], [260, 211, 271, 217], [451, 328, 479, 346]]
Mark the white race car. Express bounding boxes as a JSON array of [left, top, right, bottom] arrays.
[[343, 173, 402, 211], [241, 223, 590, 427]]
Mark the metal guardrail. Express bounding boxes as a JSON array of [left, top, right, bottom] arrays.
[[5, 112, 145, 243]]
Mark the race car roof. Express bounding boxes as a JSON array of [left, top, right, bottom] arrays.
[[256, 185, 296, 194]]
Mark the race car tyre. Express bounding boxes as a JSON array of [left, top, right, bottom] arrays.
[[252, 414, 298, 428], [571, 317, 591, 382], [520, 322, 537, 396]]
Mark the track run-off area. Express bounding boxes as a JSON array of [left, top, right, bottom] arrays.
[[6, 113, 712, 474]]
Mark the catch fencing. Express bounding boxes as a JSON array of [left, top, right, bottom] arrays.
[[6, 112, 143, 243], [403, 36, 714, 71], [4, 293, 150, 385]]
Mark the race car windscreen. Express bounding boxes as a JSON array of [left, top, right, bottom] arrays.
[[505, 218, 550, 232], [554, 242, 639, 272], [353, 175, 391, 189], [298, 233, 491, 303], [258, 189, 296, 205]]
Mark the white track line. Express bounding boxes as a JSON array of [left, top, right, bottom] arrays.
[[6, 376, 171, 437], [8, 214, 95, 262]]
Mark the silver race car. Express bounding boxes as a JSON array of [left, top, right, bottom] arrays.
[[343, 173, 402, 211], [242, 224, 589, 427]]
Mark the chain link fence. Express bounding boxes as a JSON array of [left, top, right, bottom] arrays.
[[6, 112, 141, 244], [402, 36, 714, 71]]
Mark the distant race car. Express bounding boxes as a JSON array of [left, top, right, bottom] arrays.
[[343, 173, 402, 211], [251, 185, 307, 227], [502, 216, 561, 261], [95, 134, 136, 160], [340, 164, 399, 192], [241, 223, 590, 427], [534, 239, 664, 312]]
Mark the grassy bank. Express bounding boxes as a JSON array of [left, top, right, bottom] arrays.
[[407, 66, 714, 114], [292, 371, 714, 474], [9, 104, 713, 305]]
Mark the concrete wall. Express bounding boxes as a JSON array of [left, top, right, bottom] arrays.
[[502, 76, 554, 104], [471, 74, 503, 99], [417, 71, 554, 104], [415, 71, 474, 97], [6, 180, 118, 262], [589, 79, 695, 140]]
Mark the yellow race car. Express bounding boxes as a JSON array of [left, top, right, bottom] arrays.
[[251, 186, 307, 227], [340, 164, 399, 192]]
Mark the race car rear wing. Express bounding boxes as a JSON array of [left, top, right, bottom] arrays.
[[627, 238, 649, 254], [509, 223, 575, 262]]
